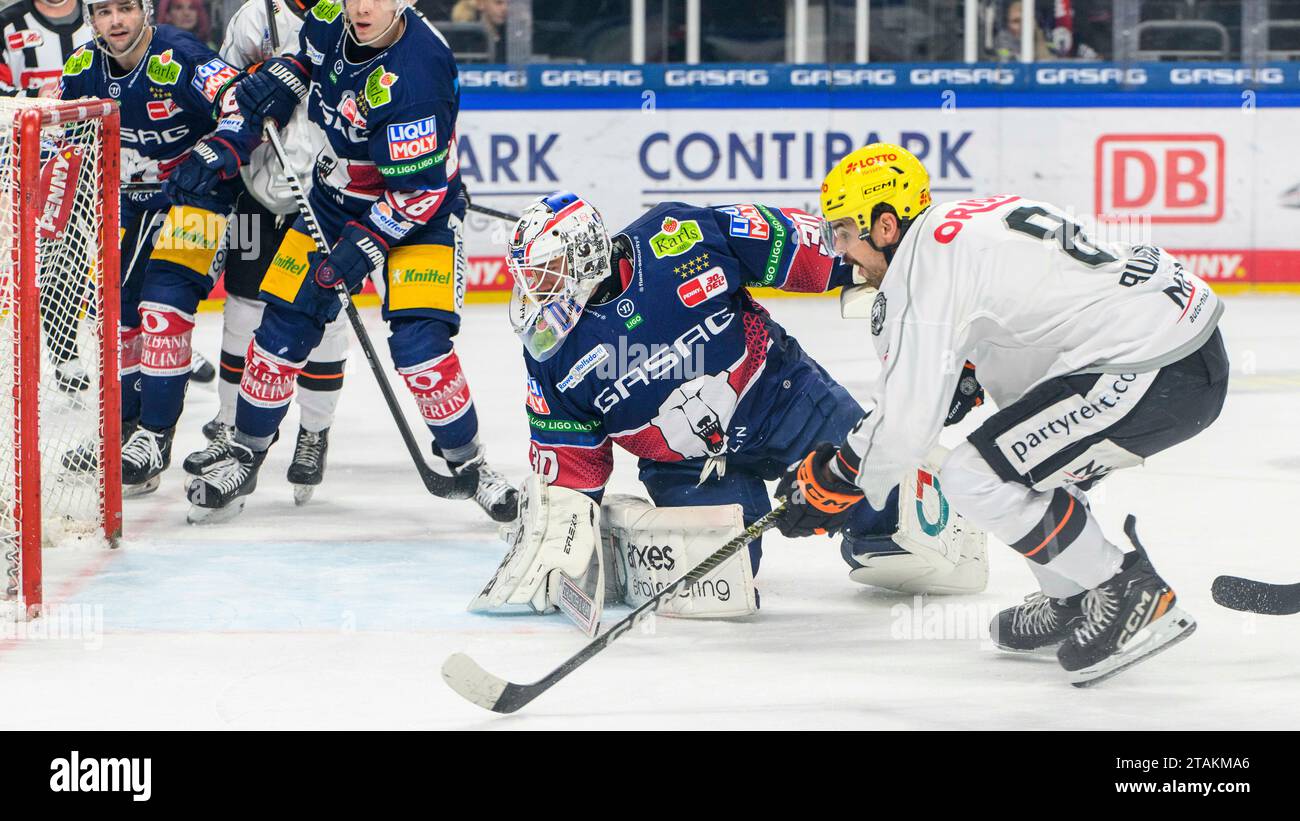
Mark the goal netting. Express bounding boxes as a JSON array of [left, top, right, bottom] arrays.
[[0, 97, 121, 618]]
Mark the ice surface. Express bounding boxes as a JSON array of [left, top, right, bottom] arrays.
[[2, 295, 1297, 730]]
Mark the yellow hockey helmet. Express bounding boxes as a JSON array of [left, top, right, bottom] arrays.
[[820, 143, 932, 237]]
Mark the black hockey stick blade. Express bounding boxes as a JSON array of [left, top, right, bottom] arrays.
[[1211, 575, 1300, 615], [442, 503, 788, 714], [468, 203, 520, 223]]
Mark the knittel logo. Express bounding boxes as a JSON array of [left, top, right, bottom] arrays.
[[50, 751, 151, 801]]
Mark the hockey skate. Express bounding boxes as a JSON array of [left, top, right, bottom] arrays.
[[990, 592, 1084, 653], [190, 351, 216, 384], [62, 418, 138, 474], [1057, 516, 1197, 687], [183, 422, 234, 476], [287, 427, 329, 506], [54, 361, 91, 393], [472, 459, 519, 523], [186, 441, 267, 525], [121, 427, 173, 497]]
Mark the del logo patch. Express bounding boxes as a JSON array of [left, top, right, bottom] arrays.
[[650, 217, 702, 258], [192, 59, 238, 102], [146, 99, 181, 120], [387, 118, 437, 162], [677, 266, 727, 307], [526, 378, 550, 415], [7, 29, 42, 50]]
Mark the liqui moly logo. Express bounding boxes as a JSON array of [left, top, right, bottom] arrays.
[[387, 117, 438, 161]]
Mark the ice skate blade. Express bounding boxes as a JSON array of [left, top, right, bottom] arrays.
[[293, 484, 315, 506], [1067, 606, 1197, 688], [123, 475, 161, 498], [187, 498, 247, 525], [994, 643, 1063, 657]]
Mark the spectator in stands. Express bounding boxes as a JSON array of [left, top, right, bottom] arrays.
[[159, 0, 212, 45], [452, 0, 506, 61], [991, 0, 1052, 61]]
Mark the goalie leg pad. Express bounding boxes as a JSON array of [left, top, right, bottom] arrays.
[[601, 494, 758, 619], [470, 474, 603, 619]]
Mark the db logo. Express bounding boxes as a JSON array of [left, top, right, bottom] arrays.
[[1095, 134, 1224, 223]]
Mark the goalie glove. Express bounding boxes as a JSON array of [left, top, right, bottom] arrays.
[[774, 442, 865, 538]]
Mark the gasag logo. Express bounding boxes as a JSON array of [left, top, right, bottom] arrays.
[[1095, 134, 1224, 223]]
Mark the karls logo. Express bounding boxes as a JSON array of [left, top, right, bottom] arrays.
[[50, 751, 151, 801], [1095, 134, 1224, 223]]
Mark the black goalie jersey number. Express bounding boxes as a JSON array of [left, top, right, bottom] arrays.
[[1003, 205, 1118, 268]]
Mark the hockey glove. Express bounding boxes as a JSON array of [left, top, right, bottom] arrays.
[[235, 56, 309, 129], [944, 361, 984, 426], [774, 443, 865, 538], [310, 222, 389, 320], [163, 136, 242, 209]]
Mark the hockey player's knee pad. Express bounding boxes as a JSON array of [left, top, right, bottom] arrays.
[[397, 350, 473, 428], [150, 205, 231, 284], [138, 302, 195, 378], [239, 339, 306, 413], [120, 324, 143, 379]]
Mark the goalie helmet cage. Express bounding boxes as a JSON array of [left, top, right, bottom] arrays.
[[0, 98, 121, 619]]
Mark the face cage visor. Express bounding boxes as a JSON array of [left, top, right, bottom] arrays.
[[508, 254, 599, 362]]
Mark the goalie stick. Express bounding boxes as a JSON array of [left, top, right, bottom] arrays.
[[1211, 575, 1300, 616], [262, 124, 475, 501], [441, 502, 788, 714]]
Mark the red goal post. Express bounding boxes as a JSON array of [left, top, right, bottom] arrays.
[[1, 98, 121, 619]]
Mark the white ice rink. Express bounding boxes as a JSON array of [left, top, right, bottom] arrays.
[[3, 294, 1298, 730]]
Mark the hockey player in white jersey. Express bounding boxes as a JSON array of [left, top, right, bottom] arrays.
[[776, 143, 1228, 687], [182, 0, 350, 505]]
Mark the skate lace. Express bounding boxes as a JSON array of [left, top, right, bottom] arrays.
[[121, 430, 163, 470], [195, 425, 233, 461], [474, 463, 513, 506], [205, 453, 250, 495], [1074, 586, 1120, 644], [292, 431, 325, 467], [1011, 592, 1058, 635]]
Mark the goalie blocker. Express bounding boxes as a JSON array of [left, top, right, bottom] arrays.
[[470, 460, 987, 630]]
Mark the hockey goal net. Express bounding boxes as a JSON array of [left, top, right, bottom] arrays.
[[0, 98, 121, 619]]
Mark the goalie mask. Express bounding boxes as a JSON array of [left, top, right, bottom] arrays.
[[83, 0, 153, 59], [507, 192, 612, 362]]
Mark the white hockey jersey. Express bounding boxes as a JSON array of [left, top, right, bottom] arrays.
[[219, 0, 321, 214], [844, 194, 1224, 506], [0, 0, 90, 95]]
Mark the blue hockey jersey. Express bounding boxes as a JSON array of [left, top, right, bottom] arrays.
[[253, 2, 462, 244], [60, 25, 236, 200], [525, 202, 855, 495]]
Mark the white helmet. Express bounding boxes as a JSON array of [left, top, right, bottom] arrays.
[[507, 192, 612, 362], [83, 0, 153, 59]]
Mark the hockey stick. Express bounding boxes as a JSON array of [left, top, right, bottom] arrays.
[[262, 123, 474, 500], [121, 181, 163, 194], [467, 203, 519, 223], [441, 501, 788, 714], [1211, 575, 1300, 616]]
